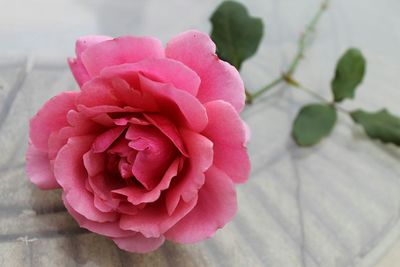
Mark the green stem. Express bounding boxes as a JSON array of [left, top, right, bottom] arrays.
[[246, 0, 330, 103], [250, 76, 284, 99], [286, 0, 330, 76], [294, 83, 330, 104], [288, 78, 351, 114]]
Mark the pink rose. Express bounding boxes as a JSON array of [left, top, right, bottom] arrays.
[[26, 30, 250, 253]]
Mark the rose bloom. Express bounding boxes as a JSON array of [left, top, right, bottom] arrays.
[[26, 31, 250, 253]]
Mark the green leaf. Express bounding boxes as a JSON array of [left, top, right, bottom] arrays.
[[292, 104, 337, 146], [210, 1, 263, 70], [351, 109, 400, 145], [331, 48, 366, 102]]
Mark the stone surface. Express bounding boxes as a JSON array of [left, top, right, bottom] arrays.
[[0, 0, 399, 266]]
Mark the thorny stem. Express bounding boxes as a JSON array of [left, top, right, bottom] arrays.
[[246, 0, 330, 104]]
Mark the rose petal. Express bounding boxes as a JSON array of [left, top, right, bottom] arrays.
[[68, 35, 112, 86], [165, 130, 213, 215], [203, 100, 250, 183], [77, 77, 158, 112], [54, 136, 117, 222], [139, 74, 208, 132], [63, 194, 132, 238], [93, 195, 114, 213], [92, 126, 126, 153], [88, 173, 123, 211], [81, 36, 165, 77], [113, 233, 165, 253], [112, 157, 181, 205], [29, 91, 78, 151], [101, 58, 201, 96], [113, 115, 149, 126], [126, 125, 177, 190], [144, 113, 188, 156], [47, 112, 102, 160], [78, 78, 122, 108], [77, 105, 142, 117], [117, 202, 142, 215], [165, 166, 237, 243], [119, 194, 198, 238], [166, 30, 245, 112], [108, 77, 158, 111], [107, 138, 132, 158], [26, 144, 59, 189], [75, 35, 113, 56], [83, 150, 106, 177], [87, 173, 123, 201], [68, 58, 91, 87]]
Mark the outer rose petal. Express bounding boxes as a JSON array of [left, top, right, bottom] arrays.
[[165, 166, 237, 243], [68, 58, 91, 87], [63, 194, 132, 238], [54, 136, 117, 223], [203, 100, 250, 183], [166, 30, 245, 112], [113, 234, 165, 253], [119, 195, 198, 238], [68, 35, 112, 86], [26, 144, 59, 189], [29, 91, 79, 151], [75, 35, 113, 56], [81, 36, 165, 77]]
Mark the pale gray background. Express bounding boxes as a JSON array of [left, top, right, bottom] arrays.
[[0, 0, 400, 266]]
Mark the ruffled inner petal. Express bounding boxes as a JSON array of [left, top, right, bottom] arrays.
[[165, 130, 213, 215], [83, 150, 106, 177], [101, 58, 201, 96], [126, 125, 177, 190], [112, 157, 182, 205], [92, 126, 126, 153], [144, 113, 188, 156], [139, 74, 208, 132]]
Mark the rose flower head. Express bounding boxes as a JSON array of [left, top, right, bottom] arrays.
[[26, 31, 250, 253]]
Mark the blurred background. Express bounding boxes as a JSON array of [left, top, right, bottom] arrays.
[[1, 0, 400, 266]]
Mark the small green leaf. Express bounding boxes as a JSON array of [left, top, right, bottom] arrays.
[[351, 109, 400, 145], [292, 104, 337, 146], [210, 1, 263, 70], [331, 48, 366, 102]]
